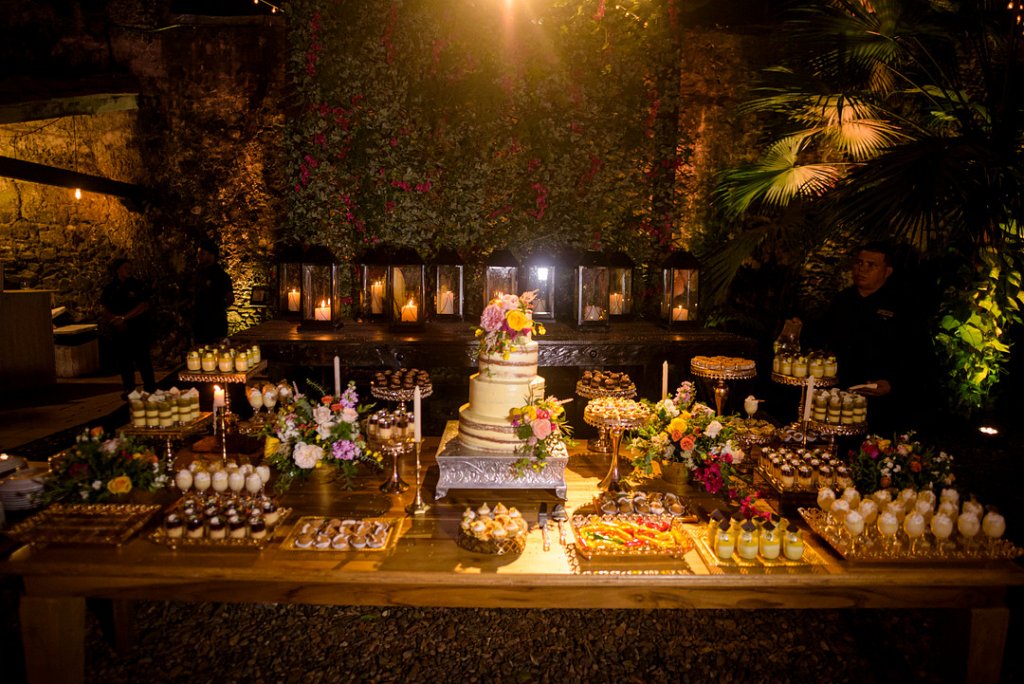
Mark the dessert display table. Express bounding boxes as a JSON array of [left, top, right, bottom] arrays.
[[1, 438, 1021, 684], [118, 413, 214, 469], [178, 361, 267, 414]]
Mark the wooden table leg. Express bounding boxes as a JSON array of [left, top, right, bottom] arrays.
[[19, 595, 85, 684], [965, 606, 1010, 684]]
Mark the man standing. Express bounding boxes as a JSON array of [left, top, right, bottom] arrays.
[[192, 238, 234, 345], [101, 257, 156, 395], [821, 242, 917, 433]]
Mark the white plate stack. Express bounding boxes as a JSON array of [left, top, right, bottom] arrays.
[[0, 466, 48, 512]]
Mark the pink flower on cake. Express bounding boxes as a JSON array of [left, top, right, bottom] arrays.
[[480, 303, 506, 332], [531, 419, 553, 440]]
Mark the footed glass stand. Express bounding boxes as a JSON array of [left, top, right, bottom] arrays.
[[378, 439, 411, 494], [120, 413, 213, 473], [690, 361, 756, 416], [575, 381, 636, 454], [370, 384, 433, 413], [583, 401, 650, 493]]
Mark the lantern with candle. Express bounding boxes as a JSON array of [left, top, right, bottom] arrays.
[[276, 245, 304, 319], [660, 251, 701, 329], [483, 249, 519, 309], [522, 250, 560, 320], [358, 247, 388, 320], [431, 247, 464, 320], [607, 251, 635, 320], [386, 247, 426, 330], [573, 251, 610, 329], [299, 246, 343, 331]]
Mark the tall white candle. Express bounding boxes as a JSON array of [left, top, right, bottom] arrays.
[[803, 375, 816, 423], [438, 289, 454, 315], [413, 386, 422, 442], [333, 355, 341, 397], [661, 361, 669, 400], [213, 385, 225, 410], [370, 280, 385, 314]]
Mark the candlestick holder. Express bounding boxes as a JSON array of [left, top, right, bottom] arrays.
[[379, 438, 411, 494], [405, 440, 431, 515]]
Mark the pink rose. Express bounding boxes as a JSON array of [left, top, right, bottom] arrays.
[[531, 419, 553, 440], [480, 304, 505, 332], [678, 435, 696, 452]]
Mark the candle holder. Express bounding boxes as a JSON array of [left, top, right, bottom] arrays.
[[574, 251, 609, 329], [483, 249, 519, 304], [299, 246, 344, 331], [387, 247, 426, 331], [379, 438, 411, 494], [431, 248, 464, 320], [523, 251, 559, 320], [660, 251, 701, 329], [359, 247, 388, 320], [607, 251, 635, 321], [275, 244, 304, 320], [405, 440, 431, 515]]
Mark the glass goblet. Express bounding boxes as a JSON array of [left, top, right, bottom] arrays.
[[262, 389, 278, 414], [193, 470, 212, 500], [843, 510, 866, 555], [247, 387, 264, 412], [228, 469, 245, 493], [211, 470, 229, 494], [876, 511, 899, 555], [902, 511, 927, 555], [981, 512, 1005, 555], [930, 513, 954, 556], [957, 512, 981, 555]]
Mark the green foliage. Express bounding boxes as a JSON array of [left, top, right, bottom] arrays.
[[285, 0, 682, 270], [934, 243, 1023, 413]]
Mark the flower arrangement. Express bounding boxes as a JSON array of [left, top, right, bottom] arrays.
[[264, 381, 381, 491], [44, 427, 167, 504], [629, 382, 749, 497], [850, 432, 956, 493], [474, 291, 545, 358], [508, 395, 574, 476]]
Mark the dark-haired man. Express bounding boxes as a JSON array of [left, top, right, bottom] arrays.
[[192, 239, 234, 345]]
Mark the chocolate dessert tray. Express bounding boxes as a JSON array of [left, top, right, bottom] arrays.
[[585, 491, 698, 523], [570, 514, 693, 559], [149, 507, 292, 550], [280, 516, 398, 552], [686, 525, 829, 571], [799, 507, 1024, 562], [8, 503, 163, 547]]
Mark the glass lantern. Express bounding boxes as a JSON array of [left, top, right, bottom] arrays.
[[299, 246, 343, 331], [523, 251, 559, 320], [276, 244, 304, 319], [607, 251, 635, 320], [483, 249, 519, 304], [359, 247, 388, 320], [432, 247, 464, 320], [661, 251, 700, 328], [387, 247, 426, 330], [575, 251, 609, 328]]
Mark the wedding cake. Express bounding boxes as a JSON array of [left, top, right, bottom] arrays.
[[457, 293, 545, 452], [457, 335, 544, 452]]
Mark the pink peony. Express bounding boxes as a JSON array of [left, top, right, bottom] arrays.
[[480, 304, 506, 332]]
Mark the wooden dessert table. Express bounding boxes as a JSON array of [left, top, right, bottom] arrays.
[[2, 439, 1021, 684]]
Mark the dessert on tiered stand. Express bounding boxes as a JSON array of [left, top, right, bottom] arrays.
[[435, 292, 569, 499]]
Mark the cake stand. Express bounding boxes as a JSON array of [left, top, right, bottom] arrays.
[[690, 360, 756, 416], [807, 419, 867, 451], [370, 384, 433, 412], [119, 413, 213, 472], [583, 401, 651, 492], [178, 361, 267, 416], [771, 373, 839, 446], [575, 381, 636, 454]]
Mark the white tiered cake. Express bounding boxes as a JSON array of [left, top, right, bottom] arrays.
[[457, 338, 545, 452]]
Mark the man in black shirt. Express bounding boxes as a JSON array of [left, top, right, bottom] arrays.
[[100, 257, 156, 395], [192, 239, 234, 344], [821, 242, 917, 433]]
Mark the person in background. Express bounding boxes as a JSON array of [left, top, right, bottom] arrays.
[[819, 241, 922, 434], [192, 238, 234, 345], [101, 257, 156, 396]]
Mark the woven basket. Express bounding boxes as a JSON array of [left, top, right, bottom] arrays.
[[456, 527, 527, 555]]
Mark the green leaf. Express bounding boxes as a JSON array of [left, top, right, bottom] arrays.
[[958, 325, 983, 350], [939, 315, 960, 331]]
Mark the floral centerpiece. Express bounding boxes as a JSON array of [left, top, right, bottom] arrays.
[[44, 427, 167, 504], [474, 291, 545, 357], [508, 395, 574, 476], [629, 381, 750, 498], [850, 432, 956, 493], [264, 381, 381, 491]]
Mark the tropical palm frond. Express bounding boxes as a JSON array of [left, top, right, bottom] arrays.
[[826, 116, 906, 159], [716, 134, 844, 217]]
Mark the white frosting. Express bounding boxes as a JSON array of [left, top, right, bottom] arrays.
[[457, 342, 545, 453]]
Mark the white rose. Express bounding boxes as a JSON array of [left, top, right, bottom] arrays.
[[92, 480, 103, 490], [101, 438, 120, 454], [312, 405, 334, 427], [341, 407, 359, 424], [292, 442, 324, 470], [705, 420, 723, 438]]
